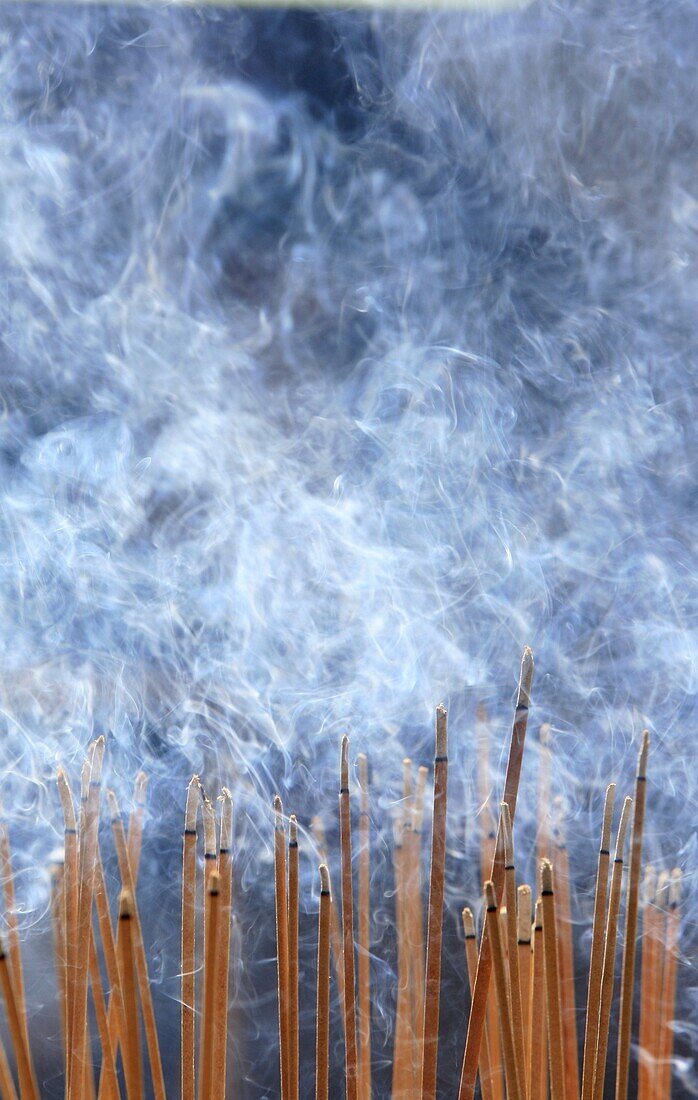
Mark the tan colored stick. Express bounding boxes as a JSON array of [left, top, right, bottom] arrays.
[[458, 647, 534, 1100], [592, 796, 633, 1100], [288, 815, 300, 1100], [476, 704, 496, 889], [462, 909, 495, 1100], [650, 874, 671, 1095], [340, 736, 359, 1100], [391, 817, 408, 1100], [553, 800, 580, 1100], [50, 862, 68, 1063], [0, 1038, 17, 1100], [198, 869, 221, 1100], [516, 884, 531, 1083], [212, 789, 234, 1100], [357, 754, 371, 1100], [501, 804, 527, 1083], [310, 817, 345, 1027], [409, 765, 428, 1098], [107, 790, 165, 1100], [656, 869, 682, 1100], [528, 900, 546, 1100], [484, 882, 521, 1100], [615, 731, 649, 1100], [57, 766, 79, 1095], [638, 866, 659, 1100], [88, 931, 120, 1100], [0, 934, 38, 1100], [95, 850, 126, 1087], [0, 810, 28, 1050], [274, 795, 289, 1100], [316, 865, 331, 1100], [581, 783, 616, 1100], [420, 706, 448, 1100], [118, 891, 143, 1100], [540, 859, 565, 1100], [181, 776, 200, 1100]]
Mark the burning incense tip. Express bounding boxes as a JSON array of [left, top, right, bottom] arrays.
[[56, 768, 77, 829], [462, 907, 476, 939], [517, 646, 534, 708], [134, 771, 148, 804], [517, 885, 532, 943], [219, 788, 233, 850], [638, 730, 650, 778], [289, 815, 298, 845], [319, 864, 331, 895], [601, 784, 616, 851], [107, 788, 121, 821], [119, 890, 133, 919], [484, 880, 498, 910], [540, 858, 554, 894], [669, 868, 682, 907], [208, 869, 221, 897], [185, 775, 201, 832], [273, 794, 284, 826], [201, 791, 217, 857], [435, 705, 448, 757], [501, 802, 513, 864], [340, 736, 350, 790], [615, 796, 634, 859]]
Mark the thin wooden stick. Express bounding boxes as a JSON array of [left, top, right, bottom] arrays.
[[501, 803, 527, 1083], [537, 724, 552, 876], [528, 899, 546, 1100], [581, 783, 616, 1100], [96, 850, 126, 1099], [0, 807, 28, 1050], [339, 735, 359, 1100], [88, 930, 120, 1100], [637, 865, 658, 1100], [50, 862, 68, 1064], [287, 815, 300, 1100], [421, 705, 448, 1100], [462, 909, 495, 1100], [127, 772, 148, 883], [0, 1038, 17, 1100], [107, 790, 165, 1100], [391, 816, 408, 1100], [274, 795, 289, 1100], [213, 788, 234, 1100], [459, 646, 534, 1100], [516, 884, 531, 1084], [540, 858, 565, 1100], [357, 753, 371, 1100], [553, 798, 580, 1100], [316, 864, 331, 1100], [615, 731, 649, 1100], [310, 816, 345, 1027], [0, 933, 38, 1100], [484, 882, 521, 1100], [477, 704, 496, 890], [57, 766, 79, 1096], [118, 890, 143, 1100], [650, 873, 671, 1096], [591, 795, 633, 1100], [181, 776, 200, 1100], [656, 869, 682, 1100], [409, 764, 428, 1099], [198, 869, 221, 1100]]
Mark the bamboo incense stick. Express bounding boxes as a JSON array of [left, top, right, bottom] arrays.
[[213, 789, 234, 1100], [459, 646, 534, 1100], [118, 891, 143, 1100], [516, 884, 531, 1083], [528, 899, 546, 1100], [357, 753, 371, 1100], [580, 783, 616, 1100], [95, 850, 126, 1079], [340, 736, 359, 1100], [648, 873, 670, 1096], [0, 1038, 17, 1100], [591, 795, 633, 1100], [410, 764, 428, 1097], [477, 704, 496, 889], [484, 882, 521, 1100], [50, 862, 68, 1062], [500, 803, 527, 1083], [310, 817, 345, 1026], [181, 776, 200, 1100], [462, 908, 495, 1100], [656, 869, 681, 1100], [288, 815, 300, 1100], [274, 795, 290, 1100], [88, 931, 119, 1100], [199, 869, 221, 1100], [553, 799, 580, 1100], [540, 858, 565, 1100], [420, 706, 448, 1100], [391, 816, 408, 1100], [637, 865, 658, 1100], [316, 865, 331, 1100], [0, 932, 38, 1100], [57, 766, 79, 1095], [0, 807, 28, 1052], [615, 731, 649, 1100]]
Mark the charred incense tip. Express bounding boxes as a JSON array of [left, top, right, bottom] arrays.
[[435, 705, 448, 757], [517, 884, 532, 942], [402, 758, 413, 801], [358, 752, 369, 791], [91, 736, 106, 782], [601, 783, 617, 851], [208, 869, 221, 897], [340, 736, 349, 790], [219, 788, 233, 851], [185, 776, 201, 832], [534, 897, 543, 929], [500, 802, 514, 864], [614, 796, 633, 860], [540, 858, 554, 894], [201, 792, 216, 857], [273, 795, 284, 830], [670, 868, 683, 907], [289, 815, 298, 845], [134, 771, 148, 805], [119, 890, 133, 920], [638, 730, 650, 779], [517, 646, 534, 708], [107, 789, 120, 822], [484, 880, 498, 911], [80, 759, 91, 801], [462, 907, 476, 938], [57, 767, 77, 831], [319, 863, 331, 895], [655, 870, 670, 909]]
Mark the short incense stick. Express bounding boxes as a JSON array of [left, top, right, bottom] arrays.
[[592, 796, 633, 1100], [581, 784, 616, 1100], [310, 817, 345, 1025], [637, 865, 658, 1100], [409, 764, 428, 1095], [420, 705, 448, 1100], [57, 766, 78, 1086], [357, 753, 371, 1100], [118, 891, 143, 1100], [615, 731, 649, 1100], [516, 884, 531, 1082], [528, 899, 546, 1100], [213, 789, 234, 1100], [50, 862, 67, 1061], [181, 776, 200, 1100], [459, 646, 534, 1100], [462, 909, 495, 1100], [288, 815, 300, 1100], [273, 795, 289, 1100], [316, 865, 331, 1100], [199, 870, 221, 1100], [501, 803, 527, 1082], [391, 816, 408, 1099], [656, 869, 681, 1100], [553, 799, 579, 1100], [339, 736, 359, 1100], [540, 859, 565, 1100], [88, 931, 119, 1100], [484, 882, 521, 1100]]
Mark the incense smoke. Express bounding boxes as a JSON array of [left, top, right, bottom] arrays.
[[0, 1, 695, 1095]]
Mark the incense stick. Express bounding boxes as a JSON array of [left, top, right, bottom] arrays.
[[637, 865, 658, 1100], [591, 795, 633, 1100], [118, 891, 143, 1100], [410, 764, 428, 1098], [316, 865, 331, 1100], [459, 646, 534, 1100], [274, 795, 289, 1100], [421, 705, 448, 1100], [553, 799, 579, 1100], [0, 933, 38, 1100], [181, 776, 200, 1100], [288, 815, 300, 1100], [88, 930, 119, 1100], [339, 736, 359, 1100], [528, 899, 546, 1100], [199, 869, 221, 1100], [213, 788, 234, 1100], [540, 859, 565, 1100], [462, 908, 495, 1100], [50, 862, 67, 1064], [310, 816, 345, 1027], [391, 815, 408, 1100], [500, 803, 527, 1084], [656, 868, 681, 1100], [0, 807, 28, 1052], [57, 767, 79, 1095], [127, 772, 148, 883], [580, 783, 616, 1100], [615, 731, 649, 1100], [516, 884, 531, 1084], [357, 753, 371, 1100], [484, 882, 521, 1100]]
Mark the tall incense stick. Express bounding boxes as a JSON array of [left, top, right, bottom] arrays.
[[485, 882, 521, 1100], [421, 705, 448, 1100], [316, 865, 331, 1100], [288, 815, 300, 1100], [274, 795, 289, 1100], [213, 789, 234, 1100], [540, 859, 565, 1100], [181, 775, 200, 1100], [340, 736, 359, 1100], [357, 753, 371, 1100]]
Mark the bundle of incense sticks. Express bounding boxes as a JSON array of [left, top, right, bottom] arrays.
[[0, 647, 685, 1099]]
